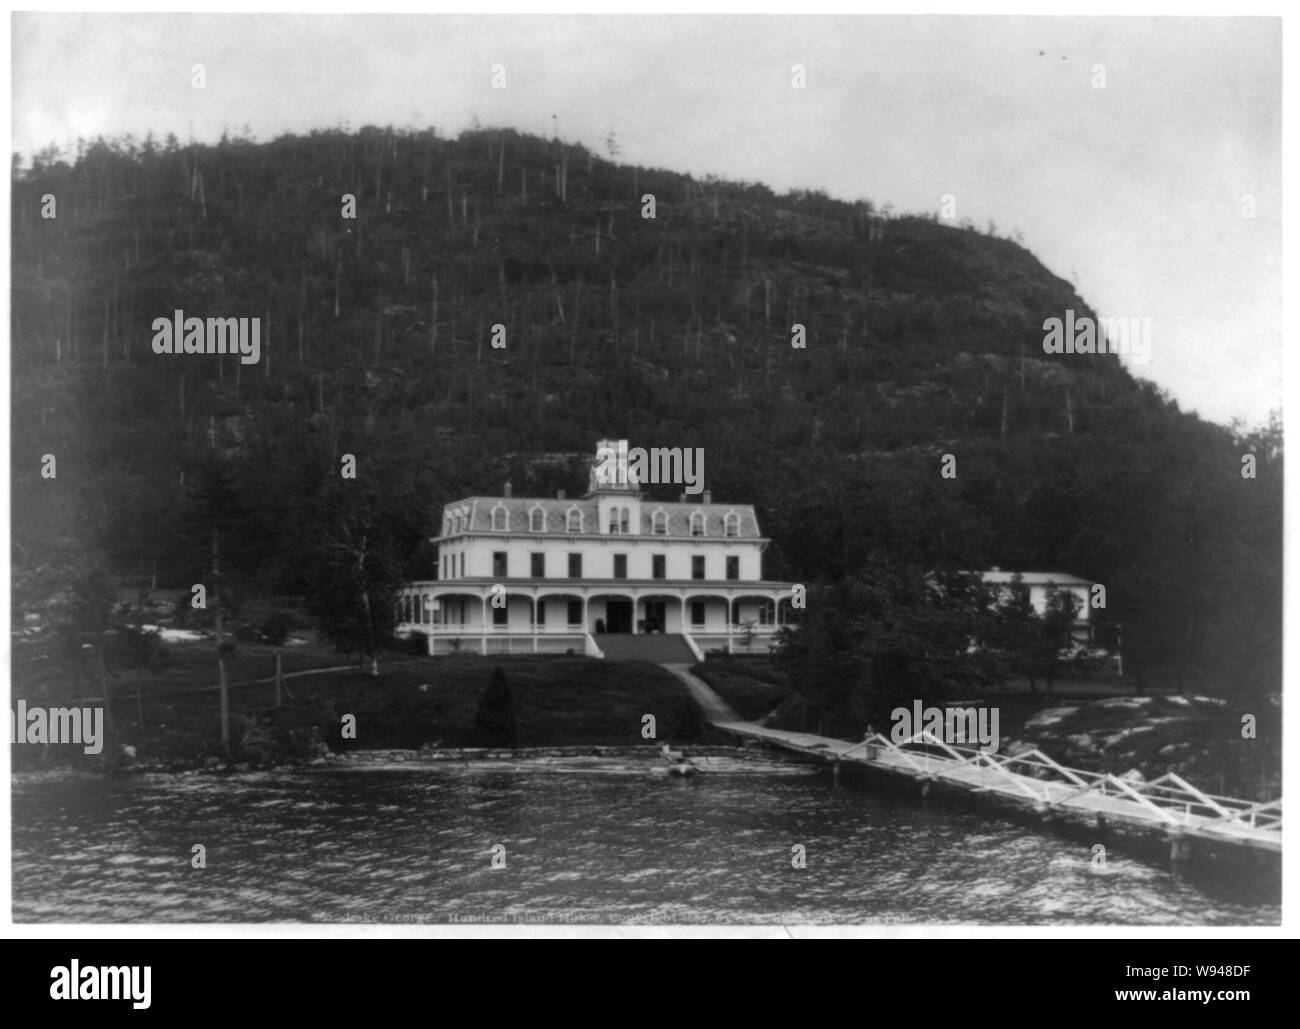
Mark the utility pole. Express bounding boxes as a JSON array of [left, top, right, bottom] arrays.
[[213, 529, 230, 753], [97, 639, 114, 736]]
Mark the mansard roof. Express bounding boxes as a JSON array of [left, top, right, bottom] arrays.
[[439, 496, 764, 538]]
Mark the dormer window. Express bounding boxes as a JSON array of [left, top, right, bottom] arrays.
[[724, 512, 740, 538], [491, 506, 509, 532], [453, 515, 462, 534], [652, 510, 667, 535], [529, 507, 545, 532], [690, 512, 705, 537], [609, 509, 621, 534], [567, 508, 583, 533], [621, 507, 630, 533]]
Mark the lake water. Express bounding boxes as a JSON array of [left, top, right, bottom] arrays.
[[11, 757, 1279, 925]]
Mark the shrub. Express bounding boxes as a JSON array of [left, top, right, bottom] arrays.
[[261, 611, 292, 646], [472, 667, 518, 748]]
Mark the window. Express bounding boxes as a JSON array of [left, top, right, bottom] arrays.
[[492, 507, 508, 531], [613, 555, 627, 579], [652, 555, 666, 580], [536, 600, 546, 626], [609, 509, 621, 534], [423, 596, 433, 624], [443, 518, 451, 537], [568, 600, 583, 627], [652, 511, 668, 535], [453, 515, 462, 534], [690, 512, 705, 537], [692, 556, 705, 580], [621, 507, 630, 533], [530, 508, 545, 532], [493, 604, 508, 626], [567, 509, 582, 533], [568, 553, 583, 578], [726, 556, 739, 581], [530, 553, 545, 578], [724, 512, 740, 538], [458, 553, 464, 577], [493, 552, 508, 578], [691, 601, 706, 627], [759, 600, 774, 626]]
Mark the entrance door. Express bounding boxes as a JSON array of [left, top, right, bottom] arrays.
[[644, 599, 666, 633], [605, 600, 633, 634]]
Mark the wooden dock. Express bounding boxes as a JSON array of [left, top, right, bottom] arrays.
[[712, 721, 1282, 859]]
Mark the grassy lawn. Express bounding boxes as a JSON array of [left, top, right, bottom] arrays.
[[12, 632, 354, 701], [690, 658, 790, 721], [12, 645, 706, 770]]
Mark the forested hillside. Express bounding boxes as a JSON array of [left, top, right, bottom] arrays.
[[10, 125, 1282, 713]]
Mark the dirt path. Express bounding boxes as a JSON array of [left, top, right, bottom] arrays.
[[659, 663, 741, 722]]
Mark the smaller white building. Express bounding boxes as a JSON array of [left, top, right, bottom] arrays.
[[977, 569, 1094, 641]]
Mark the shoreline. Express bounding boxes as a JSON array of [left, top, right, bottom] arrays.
[[11, 742, 812, 782]]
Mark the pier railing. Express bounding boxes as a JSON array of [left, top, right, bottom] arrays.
[[840, 731, 1281, 845]]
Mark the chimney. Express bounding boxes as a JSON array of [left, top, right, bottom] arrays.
[[557, 489, 566, 500], [702, 490, 712, 504], [504, 480, 513, 498]]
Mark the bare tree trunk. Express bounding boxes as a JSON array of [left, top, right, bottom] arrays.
[[358, 533, 379, 677], [570, 275, 581, 366], [430, 274, 439, 357]]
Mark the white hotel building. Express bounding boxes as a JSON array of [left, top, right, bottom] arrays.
[[395, 441, 797, 659]]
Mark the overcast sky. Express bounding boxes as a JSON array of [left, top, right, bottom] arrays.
[[11, 13, 1282, 430]]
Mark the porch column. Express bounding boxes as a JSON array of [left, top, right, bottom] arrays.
[[531, 593, 538, 654], [480, 593, 488, 655]]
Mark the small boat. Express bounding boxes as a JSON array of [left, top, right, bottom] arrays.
[[667, 761, 697, 777]]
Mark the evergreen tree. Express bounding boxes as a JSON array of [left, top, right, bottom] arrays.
[[306, 484, 404, 676], [472, 667, 518, 749]]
